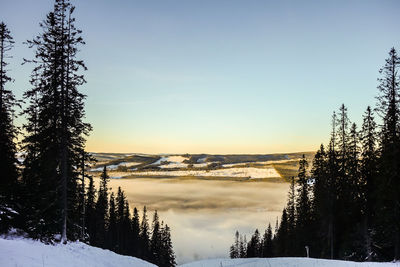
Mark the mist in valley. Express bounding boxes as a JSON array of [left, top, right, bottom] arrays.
[[97, 177, 289, 263]]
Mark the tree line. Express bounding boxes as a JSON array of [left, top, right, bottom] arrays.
[[0, 0, 176, 266], [230, 47, 400, 262], [85, 167, 176, 266]]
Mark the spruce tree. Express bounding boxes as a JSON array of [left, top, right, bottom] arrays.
[[85, 174, 96, 245], [229, 231, 240, 258], [130, 207, 141, 257], [375, 47, 400, 260], [122, 199, 132, 255], [239, 234, 247, 258], [360, 106, 378, 260], [275, 209, 288, 256], [160, 224, 176, 267], [139, 206, 151, 260], [246, 229, 261, 257], [94, 166, 109, 247], [326, 112, 339, 259], [0, 22, 19, 234], [116, 186, 126, 253], [295, 154, 311, 256], [310, 144, 330, 257], [262, 224, 273, 257], [21, 0, 91, 242], [286, 176, 296, 255], [150, 210, 162, 265], [107, 192, 117, 250]]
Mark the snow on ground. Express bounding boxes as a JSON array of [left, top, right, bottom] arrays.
[[155, 155, 189, 169], [134, 167, 281, 179], [108, 171, 133, 179], [90, 162, 141, 172], [179, 258, 400, 267], [197, 157, 207, 163], [0, 237, 155, 267], [222, 159, 296, 168]]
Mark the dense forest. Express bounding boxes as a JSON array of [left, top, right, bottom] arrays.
[[230, 48, 400, 262], [0, 0, 175, 266]]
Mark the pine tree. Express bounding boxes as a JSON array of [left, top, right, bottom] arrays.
[[139, 206, 151, 260], [94, 166, 109, 247], [262, 224, 273, 257], [247, 229, 261, 257], [21, 0, 91, 242], [85, 174, 96, 245], [327, 112, 339, 259], [160, 224, 176, 267], [150, 210, 162, 265], [239, 234, 247, 258], [122, 200, 132, 255], [115, 186, 126, 253], [310, 144, 330, 257], [107, 192, 117, 250], [295, 154, 311, 256], [375, 47, 400, 260], [286, 176, 296, 255], [0, 22, 19, 234], [229, 231, 240, 258], [130, 207, 141, 257], [360, 106, 378, 260], [274, 209, 288, 256]]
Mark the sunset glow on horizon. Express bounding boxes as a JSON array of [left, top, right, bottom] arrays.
[[2, 0, 400, 154]]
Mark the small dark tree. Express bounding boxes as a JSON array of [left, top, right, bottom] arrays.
[[247, 229, 261, 258], [262, 224, 273, 257], [139, 206, 151, 260], [360, 106, 378, 260], [295, 154, 311, 255], [150, 210, 162, 265], [94, 166, 109, 247], [274, 209, 288, 256], [160, 224, 176, 267], [229, 231, 240, 258], [130, 207, 141, 257], [107, 192, 117, 250], [85, 174, 96, 244]]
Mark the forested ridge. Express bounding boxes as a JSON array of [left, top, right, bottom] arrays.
[[230, 48, 400, 262]]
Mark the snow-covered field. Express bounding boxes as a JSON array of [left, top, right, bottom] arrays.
[[91, 161, 141, 171], [179, 258, 400, 267], [134, 167, 281, 179], [0, 237, 155, 267], [2, 237, 398, 267]]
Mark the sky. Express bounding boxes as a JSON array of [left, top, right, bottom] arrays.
[[1, 0, 400, 154]]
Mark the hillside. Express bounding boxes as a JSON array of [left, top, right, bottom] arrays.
[[2, 237, 398, 267], [180, 258, 400, 267], [0, 237, 155, 267], [88, 152, 315, 182]]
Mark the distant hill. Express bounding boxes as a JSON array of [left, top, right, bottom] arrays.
[[88, 152, 315, 182]]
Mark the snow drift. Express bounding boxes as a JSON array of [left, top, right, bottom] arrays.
[[179, 258, 400, 267], [0, 237, 155, 267]]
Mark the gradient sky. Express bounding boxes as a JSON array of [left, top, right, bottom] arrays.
[[1, 0, 399, 154]]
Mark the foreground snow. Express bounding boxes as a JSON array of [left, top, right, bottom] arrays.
[[0, 237, 155, 267], [179, 258, 400, 267]]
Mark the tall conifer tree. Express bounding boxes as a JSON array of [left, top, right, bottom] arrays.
[[21, 0, 91, 242], [0, 22, 19, 233]]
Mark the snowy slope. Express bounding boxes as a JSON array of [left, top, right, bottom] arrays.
[[0, 237, 156, 267], [179, 258, 400, 267]]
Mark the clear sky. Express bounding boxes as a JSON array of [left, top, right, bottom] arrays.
[[1, 0, 399, 154]]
